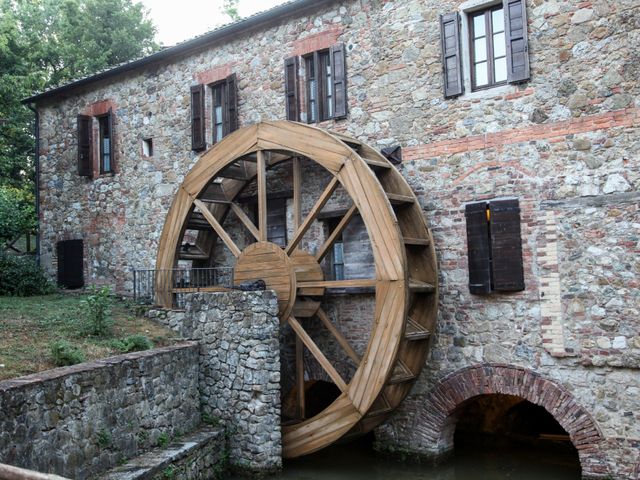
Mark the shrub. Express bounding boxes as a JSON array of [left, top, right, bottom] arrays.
[[110, 334, 153, 353], [0, 253, 54, 296], [51, 340, 85, 366], [82, 285, 113, 336]]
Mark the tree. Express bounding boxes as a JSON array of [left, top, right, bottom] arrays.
[[0, 185, 35, 244], [221, 0, 240, 22]]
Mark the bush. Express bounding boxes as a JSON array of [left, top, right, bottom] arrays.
[[51, 340, 86, 366], [0, 253, 55, 296], [110, 334, 153, 353], [82, 285, 113, 336]]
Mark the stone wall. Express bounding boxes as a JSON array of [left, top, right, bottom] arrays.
[[35, 0, 640, 478], [0, 343, 200, 479], [150, 290, 282, 473]]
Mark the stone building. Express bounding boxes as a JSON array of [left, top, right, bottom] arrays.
[[23, 0, 639, 478]]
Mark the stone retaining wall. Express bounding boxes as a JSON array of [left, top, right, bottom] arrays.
[[0, 343, 200, 480], [150, 290, 282, 473]]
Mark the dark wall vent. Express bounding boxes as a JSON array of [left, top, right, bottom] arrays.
[[57, 239, 84, 289]]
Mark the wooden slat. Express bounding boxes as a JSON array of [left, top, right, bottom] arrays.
[[0, 463, 70, 480], [388, 360, 415, 385], [316, 308, 361, 366], [193, 199, 241, 258], [405, 317, 431, 341], [296, 336, 305, 420], [292, 299, 322, 318], [285, 176, 340, 255], [409, 280, 436, 293], [362, 156, 391, 170], [257, 150, 267, 241], [387, 192, 415, 205], [172, 286, 229, 293], [230, 203, 260, 241], [293, 157, 302, 230], [403, 237, 430, 246], [297, 279, 377, 289], [288, 316, 348, 392], [315, 204, 357, 262], [330, 130, 362, 148], [365, 393, 392, 417]]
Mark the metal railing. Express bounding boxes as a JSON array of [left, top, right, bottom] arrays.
[[133, 267, 234, 309]]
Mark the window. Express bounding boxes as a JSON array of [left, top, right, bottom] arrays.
[[440, 0, 530, 98], [190, 73, 238, 151], [250, 196, 288, 248], [284, 43, 347, 122], [142, 138, 153, 157], [77, 108, 115, 177], [326, 218, 345, 280], [464, 198, 524, 294]]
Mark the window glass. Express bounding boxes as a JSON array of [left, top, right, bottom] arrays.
[[212, 84, 224, 142], [493, 31, 506, 57], [98, 115, 111, 173], [473, 14, 486, 37], [474, 38, 487, 62], [475, 62, 488, 86], [494, 57, 508, 83], [492, 8, 504, 33]]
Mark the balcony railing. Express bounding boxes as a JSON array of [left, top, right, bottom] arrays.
[[133, 267, 234, 309]]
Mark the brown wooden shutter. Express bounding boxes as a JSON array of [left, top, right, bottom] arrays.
[[489, 199, 525, 291], [440, 12, 464, 98], [190, 84, 206, 151], [330, 43, 347, 119], [284, 56, 299, 121], [465, 202, 492, 294], [225, 73, 238, 134], [77, 114, 93, 176], [504, 0, 530, 83]]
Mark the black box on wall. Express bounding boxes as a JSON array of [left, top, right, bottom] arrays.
[[57, 239, 84, 289]]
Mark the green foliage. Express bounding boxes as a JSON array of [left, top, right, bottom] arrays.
[[96, 428, 112, 448], [162, 465, 176, 479], [0, 0, 158, 191], [50, 339, 85, 366], [157, 432, 169, 448], [202, 413, 221, 427], [221, 0, 240, 21], [0, 252, 54, 296], [110, 334, 153, 353], [0, 186, 35, 243], [81, 285, 113, 336]]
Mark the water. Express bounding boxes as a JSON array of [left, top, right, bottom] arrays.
[[230, 438, 581, 480]]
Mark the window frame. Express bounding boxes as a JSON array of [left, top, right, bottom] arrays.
[[97, 112, 113, 174], [304, 49, 334, 123], [469, 4, 508, 91], [211, 80, 226, 144]]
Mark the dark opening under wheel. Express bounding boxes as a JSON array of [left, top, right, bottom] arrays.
[[155, 121, 438, 457]]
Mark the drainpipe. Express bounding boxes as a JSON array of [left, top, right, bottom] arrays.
[[26, 103, 40, 266]]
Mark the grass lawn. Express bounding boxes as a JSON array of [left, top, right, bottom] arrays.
[[0, 293, 178, 380]]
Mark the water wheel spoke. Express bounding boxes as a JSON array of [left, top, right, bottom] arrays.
[[193, 199, 241, 258], [230, 203, 260, 241], [315, 204, 357, 262], [316, 308, 361, 366], [285, 176, 340, 255], [257, 149, 267, 241], [293, 157, 302, 230], [297, 279, 377, 289], [288, 315, 348, 392], [296, 336, 305, 420]]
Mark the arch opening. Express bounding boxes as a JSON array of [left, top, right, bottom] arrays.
[[452, 394, 581, 477]]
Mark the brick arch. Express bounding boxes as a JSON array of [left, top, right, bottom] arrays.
[[413, 364, 609, 478]]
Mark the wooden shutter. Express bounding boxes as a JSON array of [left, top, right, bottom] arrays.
[[330, 43, 347, 119], [225, 73, 238, 134], [489, 199, 525, 291], [504, 0, 530, 83], [106, 108, 115, 173], [77, 114, 93, 176], [284, 56, 299, 121], [190, 84, 206, 151], [465, 202, 492, 294], [440, 12, 464, 98]]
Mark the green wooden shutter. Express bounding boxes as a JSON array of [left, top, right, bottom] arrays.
[[465, 202, 492, 294], [77, 114, 93, 177], [504, 0, 530, 83], [284, 56, 299, 121], [190, 84, 206, 151], [440, 12, 464, 98], [489, 199, 525, 291], [330, 43, 347, 119]]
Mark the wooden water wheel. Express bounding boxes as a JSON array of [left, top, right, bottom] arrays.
[[155, 121, 438, 457]]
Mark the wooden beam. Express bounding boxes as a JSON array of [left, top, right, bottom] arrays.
[[297, 279, 377, 289], [230, 203, 260, 241], [316, 308, 361, 366], [296, 336, 305, 420], [288, 316, 348, 392], [315, 204, 357, 262], [293, 157, 302, 230], [193, 199, 241, 258], [285, 176, 339, 255], [257, 150, 267, 241]]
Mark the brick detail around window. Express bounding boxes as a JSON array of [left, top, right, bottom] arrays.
[[538, 211, 568, 357], [290, 26, 342, 57], [82, 99, 116, 117], [403, 107, 640, 161], [195, 64, 234, 85]]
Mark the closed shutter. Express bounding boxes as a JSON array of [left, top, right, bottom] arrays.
[[504, 0, 530, 83], [77, 114, 93, 176], [440, 12, 464, 98], [57, 239, 84, 289], [106, 108, 115, 173], [225, 73, 238, 134], [190, 84, 206, 151], [284, 56, 299, 121], [489, 199, 525, 291], [465, 202, 492, 294], [330, 43, 347, 119]]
